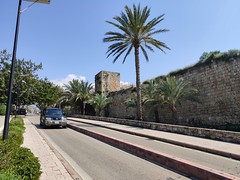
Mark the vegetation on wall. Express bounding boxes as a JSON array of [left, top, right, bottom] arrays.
[[88, 94, 112, 116], [167, 49, 240, 77], [122, 76, 200, 122]]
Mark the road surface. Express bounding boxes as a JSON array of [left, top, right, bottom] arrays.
[[27, 115, 191, 180]]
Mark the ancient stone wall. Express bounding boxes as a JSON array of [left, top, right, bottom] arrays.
[[108, 88, 136, 119], [159, 57, 240, 129], [107, 55, 240, 130]]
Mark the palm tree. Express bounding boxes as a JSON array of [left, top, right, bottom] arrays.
[[103, 4, 170, 120], [60, 79, 82, 114], [142, 79, 165, 121], [88, 94, 111, 116], [77, 80, 93, 115], [159, 76, 200, 123], [60, 79, 93, 115]]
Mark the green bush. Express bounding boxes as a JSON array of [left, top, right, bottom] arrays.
[[10, 147, 41, 180], [0, 172, 20, 180], [0, 117, 41, 180], [0, 104, 6, 115]]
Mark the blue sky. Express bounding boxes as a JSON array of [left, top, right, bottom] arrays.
[[1, 1, 240, 86]]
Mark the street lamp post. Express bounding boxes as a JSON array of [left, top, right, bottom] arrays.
[[2, 0, 50, 141]]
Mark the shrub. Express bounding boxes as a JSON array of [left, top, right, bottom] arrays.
[[10, 147, 41, 180], [0, 104, 6, 115], [0, 117, 41, 180], [0, 172, 20, 180]]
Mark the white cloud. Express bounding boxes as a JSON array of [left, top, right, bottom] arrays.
[[51, 74, 86, 87], [120, 81, 133, 89]]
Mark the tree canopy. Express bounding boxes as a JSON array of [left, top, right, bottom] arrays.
[[0, 49, 62, 109]]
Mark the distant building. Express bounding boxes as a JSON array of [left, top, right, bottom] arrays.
[[95, 71, 120, 96]]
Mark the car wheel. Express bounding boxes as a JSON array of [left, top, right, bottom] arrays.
[[62, 125, 67, 128], [43, 123, 47, 129]]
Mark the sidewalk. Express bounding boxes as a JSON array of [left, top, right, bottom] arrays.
[[0, 116, 4, 134], [22, 118, 73, 180]]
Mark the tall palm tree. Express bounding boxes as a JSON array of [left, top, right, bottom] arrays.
[[159, 76, 200, 123], [88, 94, 111, 116], [103, 4, 170, 120]]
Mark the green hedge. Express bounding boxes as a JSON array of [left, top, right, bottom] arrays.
[[0, 118, 41, 179], [0, 104, 6, 115]]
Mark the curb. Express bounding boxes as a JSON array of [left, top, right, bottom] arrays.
[[68, 118, 240, 161], [68, 123, 240, 180]]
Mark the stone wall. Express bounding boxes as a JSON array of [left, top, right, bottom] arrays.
[[160, 56, 240, 129], [108, 88, 136, 119], [107, 55, 240, 130]]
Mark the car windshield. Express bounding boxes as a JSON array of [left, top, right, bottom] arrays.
[[46, 109, 62, 116]]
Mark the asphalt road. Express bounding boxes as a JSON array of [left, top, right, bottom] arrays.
[[67, 119, 240, 177], [27, 115, 191, 180]]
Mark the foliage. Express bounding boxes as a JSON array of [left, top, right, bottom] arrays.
[[76, 81, 93, 115], [124, 97, 137, 108], [10, 147, 41, 180], [88, 94, 112, 116], [35, 78, 63, 110], [0, 49, 61, 108], [0, 104, 6, 115], [60, 79, 93, 115], [0, 117, 41, 179], [142, 79, 165, 119], [140, 77, 200, 122], [165, 49, 240, 77], [159, 76, 200, 122], [104, 4, 170, 120], [0, 50, 11, 103], [0, 172, 20, 179]]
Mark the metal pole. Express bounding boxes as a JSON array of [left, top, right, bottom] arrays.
[[3, 0, 23, 140]]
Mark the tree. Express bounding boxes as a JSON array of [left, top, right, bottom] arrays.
[[0, 49, 44, 106], [61, 79, 82, 114], [35, 78, 62, 110], [77, 80, 93, 115], [60, 79, 93, 115], [104, 4, 170, 120], [159, 76, 200, 123], [142, 79, 164, 121], [0, 50, 11, 103], [88, 94, 111, 116], [12, 59, 42, 106]]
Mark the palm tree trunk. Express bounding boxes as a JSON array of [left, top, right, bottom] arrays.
[[171, 105, 177, 124], [134, 47, 143, 120], [83, 101, 86, 115]]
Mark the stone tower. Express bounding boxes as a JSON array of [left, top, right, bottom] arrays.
[[95, 71, 120, 96]]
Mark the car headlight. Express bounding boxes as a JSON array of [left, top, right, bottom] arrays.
[[62, 117, 67, 120], [46, 117, 52, 120]]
